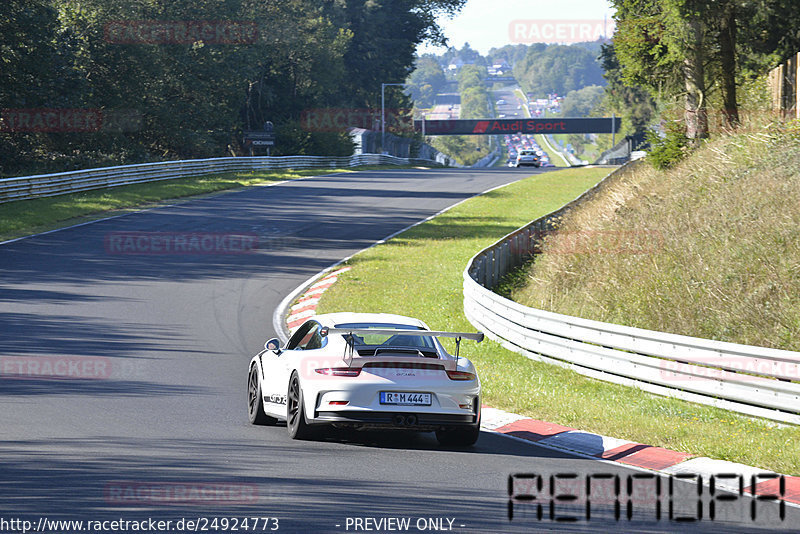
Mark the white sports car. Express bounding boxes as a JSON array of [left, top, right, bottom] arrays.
[[247, 312, 483, 446]]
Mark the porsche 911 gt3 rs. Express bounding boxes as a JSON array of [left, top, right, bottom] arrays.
[[247, 313, 483, 446]]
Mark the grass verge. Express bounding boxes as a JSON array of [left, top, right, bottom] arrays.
[[535, 134, 570, 167], [315, 163, 800, 475], [0, 165, 424, 242]]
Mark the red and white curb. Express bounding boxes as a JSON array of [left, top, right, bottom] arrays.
[[481, 406, 800, 505], [285, 267, 351, 331]]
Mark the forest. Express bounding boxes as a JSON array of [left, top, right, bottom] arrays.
[[608, 0, 800, 150], [7, 1, 800, 177], [0, 0, 465, 177]]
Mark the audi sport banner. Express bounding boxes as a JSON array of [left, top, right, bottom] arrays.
[[415, 117, 620, 135]]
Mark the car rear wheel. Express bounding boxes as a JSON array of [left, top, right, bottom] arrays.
[[435, 407, 481, 447], [287, 371, 317, 440], [435, 423, 480, 447], [248, 365, 277, 426]]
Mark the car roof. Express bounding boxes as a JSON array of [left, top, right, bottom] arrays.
[[314, 312, 429, 329]]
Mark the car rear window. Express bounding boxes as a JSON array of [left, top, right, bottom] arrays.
[[334, 322, 438, 351]]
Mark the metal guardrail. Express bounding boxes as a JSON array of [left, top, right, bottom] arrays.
[[471, 147, 501, 168], [545, 134, 583, 165], [463, 162, 800, 425], [0, 154, 442, 203]]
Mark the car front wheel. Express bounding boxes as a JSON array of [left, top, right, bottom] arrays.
[[248, 364, 277, 426]]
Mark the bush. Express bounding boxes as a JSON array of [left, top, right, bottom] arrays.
[[646, 121, 690, 169]]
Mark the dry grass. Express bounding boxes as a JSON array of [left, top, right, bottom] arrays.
[[513, 129, 800, 351]]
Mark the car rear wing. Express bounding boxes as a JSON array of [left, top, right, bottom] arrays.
[[321, 328, 484, 342], [321, 327, 483, 363]]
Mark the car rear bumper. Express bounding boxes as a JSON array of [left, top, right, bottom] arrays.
[[313, 409, 478, 430]]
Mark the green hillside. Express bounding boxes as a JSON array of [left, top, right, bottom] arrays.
[[512, 127, 800, 351]]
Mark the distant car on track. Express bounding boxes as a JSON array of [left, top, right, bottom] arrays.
[[248, 313, 483, 446], [515, 150, 540, 167]]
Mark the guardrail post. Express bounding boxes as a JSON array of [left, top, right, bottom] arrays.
[[486, 248, 498, 289], [526, 227, 533, 256]]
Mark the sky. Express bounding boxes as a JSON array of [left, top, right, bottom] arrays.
[[420, 0, 616, 55]]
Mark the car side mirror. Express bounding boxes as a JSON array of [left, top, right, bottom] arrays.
[[264, 338, 282, 353]]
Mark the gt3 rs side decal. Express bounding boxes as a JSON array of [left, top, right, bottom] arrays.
[[264, 394, 287, 405]]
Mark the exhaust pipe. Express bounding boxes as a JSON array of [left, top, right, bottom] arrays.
[[392, 414, 418, 427]]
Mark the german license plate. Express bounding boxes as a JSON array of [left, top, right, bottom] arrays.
[[380, 392, 431, 406]]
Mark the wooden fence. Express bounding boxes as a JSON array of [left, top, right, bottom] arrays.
[[769, 52, 800, 119]]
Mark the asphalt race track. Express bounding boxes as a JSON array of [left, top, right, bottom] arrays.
[[0, 167, 795, 533]]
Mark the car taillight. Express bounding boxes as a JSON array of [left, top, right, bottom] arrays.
[[446, 370, 476, 381], [315, 367, 361, 377]]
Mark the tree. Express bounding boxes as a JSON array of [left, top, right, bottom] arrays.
[[611, 0, 800, 139], [561, 86, 606, 118], [406, 56, 446, 107], [738, 0, 800, 67], [716, 0, 738, 127], [0, 0, 64, 174], [598, 42, 656, 136], [513, 44, 605, 98], [321, 0, 466, 108], [612, 0, 709, 139], [1, 0, 469, 175], [486, 44, 529, 68]]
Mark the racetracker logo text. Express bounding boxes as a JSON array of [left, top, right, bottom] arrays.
[[104, 232, 259, 255], [104, 482, 259, 505], [0, 356, 113, 380], [0, 108, 141, 133], [0, 109, 102, 133], [659, 357, 800, 382], [509, 19, 615, 44], [300, 108, 414, 133], [531, 230, 664, 255]]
